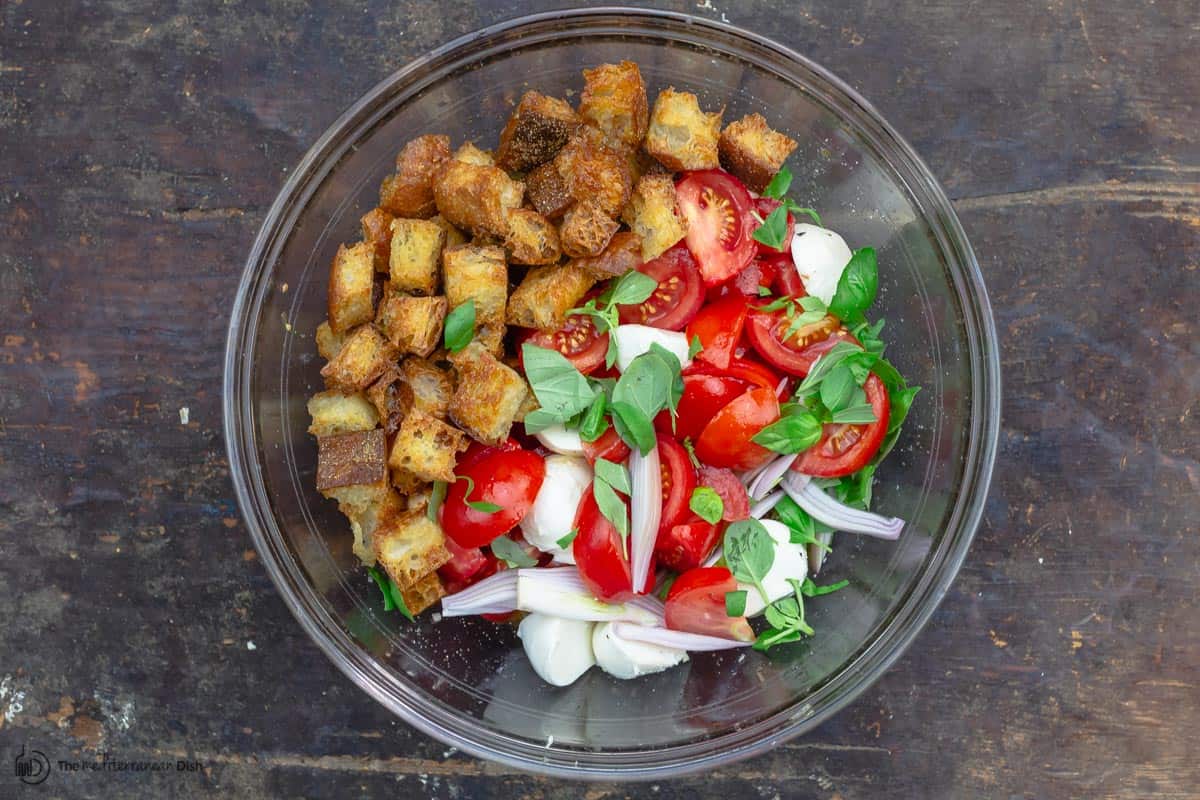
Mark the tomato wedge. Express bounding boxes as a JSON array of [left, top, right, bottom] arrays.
[[746, 309, 859, 377], [730, 258, 779, 298], [697, 465, 749, 521], [581, 426, 631, 464], [752, 197, 795, 256], [438, 534, 491, 593], [572, 486, 634, 602], [674, 372, 751, 441], [758, 252, 806, 297], [522, 313, 608, 375], [657, 437, 696, 532], [794, 372, 891, 477], [694, 386, 780, 471], [676, 170, 757, 286], [440, 443, 546, 548], [665, 566, 754, 641], [687, 355, 782, 394], [616, 244, 704, 330], [654, 515, 721, 573], [686, 293, 748, 370]]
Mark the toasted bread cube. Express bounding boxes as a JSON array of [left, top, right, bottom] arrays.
[[560, 198, 620, 258], [320, 325, 396, 391], [376, 293, 447, 357], [442, 243, 508, 325], [338, 488, 406, 566], [452, 142, 494, 166], [496, 91, 581, 172], [622, 173, 687, 261], [307, 390, 380, 437], [316, 429, 387, 492], [390, 466, 430, 495], [374, 505, 452, 590], [366, 367, 414, 436], [579, 61, 649, 149], [526, 161, 574, 221], [504, 208, 562, 265], [431, 214, 467, 248], [327, 242, 377, 334], [316, 320, 347, 361], [570, 231, 644, 279], [432, 160, 524, 238], [718, 113, 798, 193], [397, 570, 445, 615], [553, 126, 633, 218], [388, 218, 445, 296], [645, 88, 723, 171], [400, 358, 453, 419], [447, 343, 530, 445], [387, 408, 468, 482], [506, 265, 596, 330], [513, 387, 540, 423], [474, 322, 507, 358], [380, 134, 451, 218], [361, 207, 396, 272]]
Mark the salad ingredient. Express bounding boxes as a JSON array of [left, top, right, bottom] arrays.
[[644, 88, 722, 172], [694, 387, 780, 470], [581, 426, 631, 464], [727, 519, 809, 616], [793, 372, 890, 476], [665, 566, 755, 641], [515, 567, 661, 624], [744, 305, 858, 377], [616, 244, 704, 330], [523, 312, 608, 375], [826, 247, 879, 324], [696, 464, 749, 521], [685, 293, 748, 369], [749, 489, 785, 520], [675, 169, 757, 286], [657, 437, 697, 531], [717, 112, 798, 194], [438, 534, 491, 591], [622, 174, 688, 261], [655, 515, 722, 573], [573, 487, 635, 601], [592, 621, 688, 679], [609, 622, 752, 652], [519, 455, 592, 561], [673, 372, 751, 441], [519, 614, 597, 687], [440, 443, 545, 548], [782, 473, 904, 540], [628, 446, 664, 593], [752, 197, 795, 256], [441, 568, 519, 617], [611, 325, 692, 373], [789, 224, 852, 305], [746, 454, 798, 500], [534, 422, 586, 456]]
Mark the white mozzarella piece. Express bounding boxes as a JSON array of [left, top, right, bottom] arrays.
[[611, 325, 692, 373], [517, 614, 597, 687], [790, 223, 853, 305], [740, 518, 810, 617], [519, 455, 591, 563], [591, 622, 688, 679], [534, 423, 585, 456]]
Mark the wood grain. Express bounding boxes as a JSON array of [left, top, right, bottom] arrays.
[[0, 0, 1196, 798]]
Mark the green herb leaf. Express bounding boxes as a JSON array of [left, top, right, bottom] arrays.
[[443, 299, 476, 352], [725, 589, 748, 617], [556, 529, 579, 549], [455, 474, 502, 514], [819, 363, 856, 412], [827, 247, 878, 324], [367, 566, 414, 621], [757, 285, 773, 297], [782, 201, 822, 227], [762, 166, 793, 199], [427, 480, 448, 522], [754, 294, 793, 313], [792, 340, 865, 400], [752, 409, 823, 454], [577, 393, 608, 442], [801, 577, 850, 597], [594, 457, 632, 495], [656, 572, 678, 601], [875, 385, 920, 462], [682, 437, 701, 469], [612, 348, 678, 440], [689, 486, 724, 524], [491, 535, 538, 568], [521, 343, 597, 421], [688, 334, 703, 359], [752, 626, 803, 651], [609, 400, 657, 456], [520, 408, 561, 434], [773, 495, 833, 549], [831, 403, 877, 424], [606, 269, 659, 306], [836, 464, 875, 510], [723, 519, 776, 605], [593, 477, 629, 537], [751, 204, 790, 250]]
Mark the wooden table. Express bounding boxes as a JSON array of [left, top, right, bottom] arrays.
[[1, 1, 1196, 797]]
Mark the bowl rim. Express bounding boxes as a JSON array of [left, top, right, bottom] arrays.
[[223, 5, 1001, 780]]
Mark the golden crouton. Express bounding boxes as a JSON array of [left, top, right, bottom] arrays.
[[442, 243, 508, 325], [474, 322, 507, 358], [506, 265, 596, 330], [431, 214, 467, 248], [452, 142, 494, 166], [320, 325, 396, 391], [718, 113, 798, 193], [388, 218, 445, 296], [496, 91, 581, 172], [307, 390, 380, 437], [579, 61, 649, 149], [570, 231, 644, 279], [622, 173, 687, 261], [447, 343, 530, 445], [376, 293, 447, 357], [366, 367, 414, 436], [316, 320, 347, 361], [553, 126, 633, 217], [504, 208, 562, 265], [373, 505, 452, 590], [644, 88, 723, 171], [400, 358, 454, 419], [316, 429, 388, 492], [560, 198, 620, 258], [387, 408, 469, 482], [433, 160, 524, 238], [390, 465, 430, 495], [341, 488, 406, 566], [361, 207, 396, 272], [513, 388, 540, 423], [397, 570, 446, 616], [379, 134, 451, 218], [327, 242, 377, 334], [526, 161, 574, 220]]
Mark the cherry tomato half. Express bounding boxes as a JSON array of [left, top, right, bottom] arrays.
[[694, 386, 780, 471], [654, 515, 722, 573], [794, 372, 891, 477], [440, 443, 546, 548], [697, 465, 750, 521], [657, 436, 697, 532], [753, 197, 795, 257], [745, 309, 859, 377], [581, 426, 631, 464], [674, 372, 751, 441], [686, 293, 749, 371], [617, 244, 705, 331], [438, 534, 491, 593], [676, 170, 758, 287], [665, 566, 755, 641], [731, 258, 780, 298], [522, 313, 608, 375], [686, 355, 782, 394], [572, 486, 634, 602]]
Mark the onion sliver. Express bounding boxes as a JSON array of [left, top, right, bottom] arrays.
[[440, 569, 518, 617], [515, 567, 661, 625], [782, 473, 905, 540], [628, 445, 662, 594], [612, 622, 751, 652], [747, 454, 798, 500]]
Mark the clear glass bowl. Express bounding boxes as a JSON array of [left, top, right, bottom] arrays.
[[223, 8, 1000, 779]]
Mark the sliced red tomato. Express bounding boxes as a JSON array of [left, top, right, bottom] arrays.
[[572, 486, 634, 601], [753, 197, 795, 256], [794, 372, 891, 477], [440, 444, 546, 548], [686, 294, 748, 370], [731, 258, 780, 297], [438, 534, 490, 593], [694, 386, 780, 471], [763, 252, 806, 297], [522, 313, 608, 375], [674, 372, 751, 441], [665, 566, 755, 641], [616, 244, 704, 330], [697, 465, 750, 521], [654, 515, 721, 573], [687, 355, 782, 394], [746, 309, 859, 377], [676, 170, 757, 286], [657, 437, 696, 532], [581, 426, 631, 464]]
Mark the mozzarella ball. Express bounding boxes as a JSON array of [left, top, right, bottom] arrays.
[[611, 325, 692, 373], [790, 223, 852, 305], [519, 455, 592, 563], [592, 621, 688, 679], [740, 518, 810, 616], [517, 614, 596, 687]]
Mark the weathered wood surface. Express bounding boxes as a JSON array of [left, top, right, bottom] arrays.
[[0, 1, 1196, 797]]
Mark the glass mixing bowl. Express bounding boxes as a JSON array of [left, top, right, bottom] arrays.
[[223, 7, 1000, 779]]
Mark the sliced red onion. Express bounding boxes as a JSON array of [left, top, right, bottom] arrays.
[[808, 530, 835, 575], [750, 489, 785, 519], [611, 622, 751, 652], [747, 454, 798, 500], [440, 569, 518, 617], [775, 376, 790, 398], [515, 567, 660, 625], [782, 473, 905, 540], [628, 445, 662, 594]]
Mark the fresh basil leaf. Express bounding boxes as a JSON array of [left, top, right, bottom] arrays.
[[427, 480, 448, 522], [593, 477, 629, 537], [648, 343, 686, 420], [613, 351, 674, 426], [874, 385, 920, 462], [607, 269, 659, 307], [827, 247, 878, 323], [762, 166, 793, 200], [870, 357, 907, 393], [725, 589, 748, 617], [594, 457, 632, 495], [853, 317, 887, 357], [836, 464, 875, 510], [765, 596, 800, 628], [689, 334, 703, 359], [556, 529, 579, 550], [443, 299, 476, 352], [609, 400, 657, 456], [455, 474, 502, 514], [368, 566, 413, 621], [754, 295, 793, 313], [723, 519, 776, 604], [801, 577, 850, 597], [783, 308, 829, 339], [752, 410, 823, 454], [831, 403, 877, 424], [783, 201, 822, 227], [773, 495, 833, 547], [752, 626, 803, 652], [819, 363, 855, 412], [521, 408, 560, 434], [757, 285, 773, 297], [656, 572, 678, 601], [798, 295, 826, 313], [752, 204, 790, 250], [578, 394, 608, 442], [792, 341, 865, 399], [491, 535, 538, 568], [521, 343, 596, 421], [689, 486, 724, 524]]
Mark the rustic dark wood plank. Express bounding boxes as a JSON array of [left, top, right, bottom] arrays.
[[0, 0, 1196, 798]]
